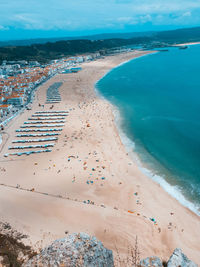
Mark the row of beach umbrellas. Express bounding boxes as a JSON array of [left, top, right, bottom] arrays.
[[46, 82, 62, 104], [29, 117, 66, 120], [4, 149, 52, 157], [16, 128, 63, 132], [35, 111, 68, 114], [9, 143, 54, 150], [21, 124, 65, 128], [16, 133, 61, 137], [4, 109, 68, 157], [12, 137, 58, 143]]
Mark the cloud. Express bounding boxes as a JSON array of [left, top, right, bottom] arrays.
[[0, 0, 200, 35], [182, 11, 191, 17], [117, 17, 137, 24], [0, 25, 9, 31], [140, 14, 152, 24]]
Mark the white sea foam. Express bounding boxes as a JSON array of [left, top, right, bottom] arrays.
[[95, 53, 200, 217], [112, 103, 200, 216], [142, 168, 200, 216]]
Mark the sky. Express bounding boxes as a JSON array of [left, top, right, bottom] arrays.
[[0, 0, 200, 40]]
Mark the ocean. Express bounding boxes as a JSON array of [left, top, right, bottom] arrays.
[[96, 45, 200, 215]]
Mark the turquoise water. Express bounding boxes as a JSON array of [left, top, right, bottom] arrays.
[[96, 46, 200, 214]]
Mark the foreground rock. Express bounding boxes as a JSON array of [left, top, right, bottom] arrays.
[[23, 233, 114, 267], [140, 256, 162, 267], [22, 232, 197, 267], [167, 248, 198, 267], [139, 248, 198, 267]]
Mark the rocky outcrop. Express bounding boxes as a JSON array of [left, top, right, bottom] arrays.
[[167, 248, 198, 267], [140, 256, 162, 267], [139, 248, 198, 267], [22, 232, 198, 267], [23, 233, 114, 267]]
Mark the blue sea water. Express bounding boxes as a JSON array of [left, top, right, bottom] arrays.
[[96, 45, 200, 214]]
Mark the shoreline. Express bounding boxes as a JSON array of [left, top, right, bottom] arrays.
[[174, 41, 200, 46], [0, 50, 199, 264], [95, 53, 200, 217], [102, 97, 200, 217]]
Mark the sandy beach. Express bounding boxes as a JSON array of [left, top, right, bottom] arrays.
[[174, 41, 200, 46], [0, 50, 199, 264]]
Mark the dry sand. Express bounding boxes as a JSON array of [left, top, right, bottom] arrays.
[[174, 41, 200, 46], [0, 50, 200, 264]]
